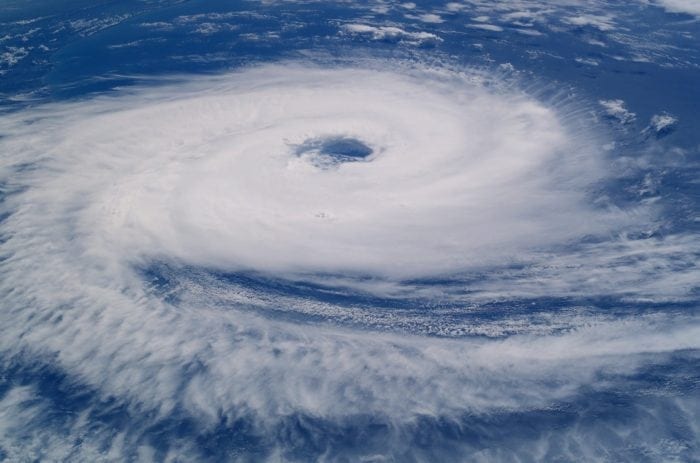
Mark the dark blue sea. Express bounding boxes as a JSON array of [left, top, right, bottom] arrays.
[[0, 0, 699, 461]]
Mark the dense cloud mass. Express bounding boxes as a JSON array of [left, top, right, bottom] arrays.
[[6, 65, 622, 278]]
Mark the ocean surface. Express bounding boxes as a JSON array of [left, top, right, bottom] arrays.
[[1, 0, 699, 461]]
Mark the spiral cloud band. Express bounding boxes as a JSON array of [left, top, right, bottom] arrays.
[[1, 62, 699, 460]]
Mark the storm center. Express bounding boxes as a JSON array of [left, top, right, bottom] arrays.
[[294, 136, 373, 168]]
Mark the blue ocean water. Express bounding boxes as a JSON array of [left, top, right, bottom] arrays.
[[1, 0, 699, 461]]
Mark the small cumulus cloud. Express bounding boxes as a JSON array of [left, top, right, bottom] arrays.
[[599, 99, 636, 124], [563, 14, 616, 31], [644, 113, 678, 137], [417, 13, 444, 23], [341, 23, 442, 44]]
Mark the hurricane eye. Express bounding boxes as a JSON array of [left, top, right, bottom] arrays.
[[294, 136, 373, 168]]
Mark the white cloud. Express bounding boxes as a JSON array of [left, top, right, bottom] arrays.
[[445, 2, 466, 12], [517, 28, 543, 36], [575, 56, 600, 66], [0, 46, 29, 68], [563, 14, 616, 31], [341, 23, 441, 44], [417, 13, 444, 23], [648, 112, 678, 134], [69, 14, 131, 36], [654, 0, 700, 17], [468, 23, 504, 32], [599, 99, 637, 124]]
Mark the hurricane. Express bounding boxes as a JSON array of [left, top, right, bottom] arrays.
[[1, 0, 699, 461]]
